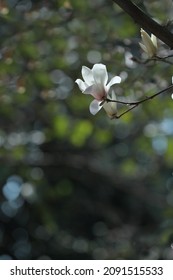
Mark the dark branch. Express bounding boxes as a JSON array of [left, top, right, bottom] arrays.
[[111, 0, 173, 49], [106, 84, 173, 119], [107, 84, 173, 106]]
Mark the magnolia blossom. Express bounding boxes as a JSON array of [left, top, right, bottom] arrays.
[[139, 28, 157, 58], [75, 63, 121, 115]]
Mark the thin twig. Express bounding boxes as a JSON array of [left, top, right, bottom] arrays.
[[115, 104, 138, 119], [132, 56, 173, 65], [106, 84, 173, 106], [106, 84, 173, 119]]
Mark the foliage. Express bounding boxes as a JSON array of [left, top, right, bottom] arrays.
[[0, 0, 173, 260]]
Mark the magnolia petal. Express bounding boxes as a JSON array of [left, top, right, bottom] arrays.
[[92, 64, 108, 87], [103, 90, 117, 119], [140, 29, 156, 57], [139, 42, 147, 53], [147, 44, 156, 57], [82, 66, 94, 85], [103, 91, 117, 117], [151, 34, 157, 48], [106, 76, 121, 91], [111, 91, 117, 100], [108, 90, 117, 101], [75, 79, 88, 92], [103, 101, 117, 117], [84, 84, 105, 100], [89, 99, 102, 115], [141, 29, 152, 47]]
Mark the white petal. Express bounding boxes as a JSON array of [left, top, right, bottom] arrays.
[[111, 91, 117, 100], [92, 64, 108, 87], [139, 42, 147, 53], [84, 84, 105, 100], [140, 29, 156, 57], [89, 99, 102, 115], [75, 79, 88, 92], [103, 102, 116, 116], [103, 91, 117, 117], [151, 34, 157, 48], [82, 66, 94, 85], [106, 76, 121, 91]]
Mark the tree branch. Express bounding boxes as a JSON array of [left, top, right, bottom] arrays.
[[111, 0, 173, 49], [106, 84, 173, 119]]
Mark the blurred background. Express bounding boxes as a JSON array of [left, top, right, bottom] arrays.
[[0, 0, 173, 260]]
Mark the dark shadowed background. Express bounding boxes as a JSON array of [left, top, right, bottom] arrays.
[[0, 0, 173, 259]]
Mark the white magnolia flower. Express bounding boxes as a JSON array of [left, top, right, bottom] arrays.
[[139, 28, 157, 58], [75, 63, 121, 115]]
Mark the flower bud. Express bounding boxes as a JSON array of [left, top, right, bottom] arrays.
[[139, 28, 157, 58]]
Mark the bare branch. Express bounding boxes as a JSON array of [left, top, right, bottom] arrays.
[[132, 55, 173, 65], [106, 84, 173, 119]]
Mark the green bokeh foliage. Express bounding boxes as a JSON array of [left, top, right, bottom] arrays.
[[0, 0, 173, 260]]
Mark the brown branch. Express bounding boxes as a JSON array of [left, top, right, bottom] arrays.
[[132, 55, 173, 65], [107, 84, 173, 105], [106, 84, 173, 119], [115, 104, 138, 119], [111, 0, 173, 49]]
